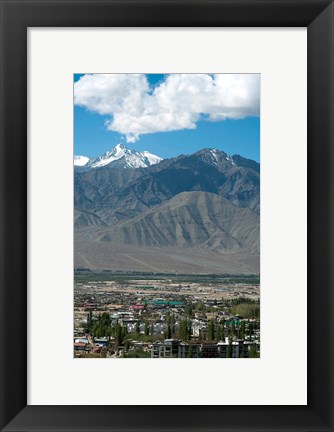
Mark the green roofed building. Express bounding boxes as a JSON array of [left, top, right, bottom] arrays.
[[145, 299, 184, 306]]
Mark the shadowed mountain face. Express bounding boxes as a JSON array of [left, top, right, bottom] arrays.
[[74, 148, 260, 274]]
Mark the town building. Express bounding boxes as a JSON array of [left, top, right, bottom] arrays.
[[178, 342, 201, 358], [151, 339, 179, 358]]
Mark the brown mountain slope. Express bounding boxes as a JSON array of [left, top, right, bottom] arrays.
[[95, 191, 259, 254]]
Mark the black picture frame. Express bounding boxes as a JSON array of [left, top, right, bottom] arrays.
[[1, 0, 333, 431]]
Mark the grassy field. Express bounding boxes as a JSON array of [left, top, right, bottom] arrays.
[[74, 270, 260, 285]]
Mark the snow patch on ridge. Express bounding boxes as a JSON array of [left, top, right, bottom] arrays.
[[74, 155, 91, 166]]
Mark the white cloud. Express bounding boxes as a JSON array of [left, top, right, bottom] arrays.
[[74, 73, 260, 142]]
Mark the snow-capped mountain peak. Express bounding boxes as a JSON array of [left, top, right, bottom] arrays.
[[114, 142, 127, 155], [74, 144, 162, 170], [74, 155, 91, 167], [87, 144, 130, 168], [142, 151, 163, 165]]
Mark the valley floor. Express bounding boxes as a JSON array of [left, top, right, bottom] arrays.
[[74, 238, 260, 274]]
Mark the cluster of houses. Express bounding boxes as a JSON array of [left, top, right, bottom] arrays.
[[74, 278, 260, 358], [74, 333, 259, 358], [74, 336, 109, 355], [92, 308, 258, 337], [151, 338, 258, 358]]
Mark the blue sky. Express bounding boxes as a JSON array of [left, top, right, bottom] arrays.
[[74, 73, 260, 162]]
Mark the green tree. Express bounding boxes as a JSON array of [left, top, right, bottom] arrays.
[[167, 323, 172, 339], [249, 345, 259, 358], [240, 321, 246, 339], [208, 319, 215, 340], [171, 314, 175, 335], [227, 337, 233, 358], [231, 321, 236, 338], [248, 321, 254, 339], [115, 323, 123, 347], [216, 323, 221, 341], [123, 348, 151, 358], [226, 322, 231, 337], [166, 313, 172, 339], [188, 320, 192, 339], [196, 301, 205, 312], [144, 321, 149, 336], [86, 310, 93, 333], [221, 320, 225, 340], [231, 302, 260, 319], [185, 302, 193, 318], [180, 319, 190, 341], [123, 324, 128, 337], [135, 320, 140, 335], [91, 312, 112, 338]]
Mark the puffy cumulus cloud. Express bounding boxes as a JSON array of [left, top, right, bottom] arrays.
[[74, 73, 260, 142]]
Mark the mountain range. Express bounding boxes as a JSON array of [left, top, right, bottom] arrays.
[[74, 144, 260, 274]]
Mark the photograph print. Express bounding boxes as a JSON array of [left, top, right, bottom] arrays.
[[74, 73, 260, 359]]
